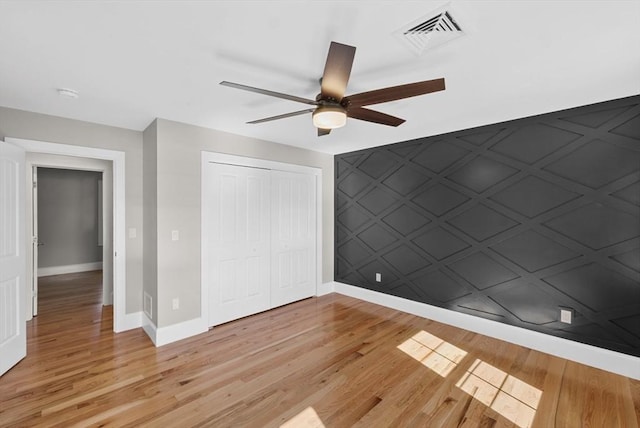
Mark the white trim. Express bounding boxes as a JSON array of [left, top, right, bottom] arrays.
[[201, 151, 323, 329], [143, 315, 208, 347], [334, 282, 640, 380], [5, 138, 130, 332], [316, 281, 335, 296], [38, 262, 103, 277], [121, 311, 143, 332], [142, 313, 157, 345]]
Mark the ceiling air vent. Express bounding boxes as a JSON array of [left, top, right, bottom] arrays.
[[394, 3, 466, 55]]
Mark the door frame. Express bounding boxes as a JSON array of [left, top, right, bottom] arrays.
[[5, 138, 128, 332], [201, 151, 322, 327]]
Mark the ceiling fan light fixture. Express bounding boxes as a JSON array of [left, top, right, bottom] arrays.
[[312, 105, 347, 129]]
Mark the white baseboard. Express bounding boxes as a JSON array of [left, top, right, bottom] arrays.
[[316, 281, 335, 296], [116, 311, 142, 332], [334, 282, 640, 380], [142, 313, 157, 345], [142, 314, 208, 347], [38, 262, 103, 277]]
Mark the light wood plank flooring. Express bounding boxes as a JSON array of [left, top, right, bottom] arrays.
[[1, 271, 639, 427]]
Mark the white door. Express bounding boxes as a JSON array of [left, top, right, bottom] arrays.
[[31, 166, 38, 316], [206, 163, 271, 326], [0, 141, 26, 377], [270, 171, 316, 307]]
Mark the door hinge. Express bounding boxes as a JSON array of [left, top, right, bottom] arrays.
[[33, 181, 37, 189]]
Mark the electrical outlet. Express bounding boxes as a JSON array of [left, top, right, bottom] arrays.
[[375, 273, 382, 282], [172, 298, 180, 310], [559, 307, 573, 324]]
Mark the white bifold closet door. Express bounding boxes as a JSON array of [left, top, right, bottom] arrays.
[[206, 163, 316, 327], [208, 163, 271, 326], [270, 170, 316, 308]]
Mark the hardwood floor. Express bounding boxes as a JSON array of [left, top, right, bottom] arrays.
[[1, 271, 639, 427]]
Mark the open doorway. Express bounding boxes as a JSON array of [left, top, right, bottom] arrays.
[[33, 166, 108, 317], [5, 137, 130, 337], [26, 153, 113, 323]]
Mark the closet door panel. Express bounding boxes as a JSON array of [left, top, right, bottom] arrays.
[[206, 164, 271, 326], [271, 171, 316, 307]]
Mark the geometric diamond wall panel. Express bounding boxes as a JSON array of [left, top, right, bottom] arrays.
[[543, 263, 640, 312], [358, 151, 399, 179], [382, 166, 430, 195], [337, 205, 370, 231], [613, 313, 640, 340], [383, 245, 430, 275], [358, 224, 397, 251], [612, 181, 640, 206], [337, 171, 370, 197], [337, 239, 371, 266], [489, 123, 582, 164], [490, 230, 581, 272], [447, 204, 520, 242], [543, 139, 640, 189], [491, 283, 562, 325], [611, 248, 640, 273], [446, 156, 519, 193], [560, 105, 631, 128], [382, 205, 431, 236], [544, 203, 640, 249], [412, 227, 470, 260], [336, 95, 640, 356], [611, 113, 640, 140], [357, 187, 398, 215], [490, 176, 580, 218], [411, 269, 470, 303], [412, 183, 469, 216], [456, 128, 504, 146], [411, 140, 469, 173], [358, 260, 399, 285], [448, 252, 520, 289]]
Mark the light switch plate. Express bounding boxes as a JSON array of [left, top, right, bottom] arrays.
[[375, 273, 382, 282], [128, 228, 137, 239], [171, 230, 179, 241]]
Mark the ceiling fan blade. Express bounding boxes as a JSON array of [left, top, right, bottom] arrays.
[[220, 81, 317, 106], [247, 108, 315, 124], [347, 106, 405, 127], [318, 128, 331, 137], [320, 42, 356, 101], [344, 78, 445, 107]]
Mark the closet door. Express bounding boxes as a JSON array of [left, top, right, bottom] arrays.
[[207, 163, 271, 326], [270, 170, 316, 307]]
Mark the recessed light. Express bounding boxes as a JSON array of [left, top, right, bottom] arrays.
[[57, 88, 79, 99]]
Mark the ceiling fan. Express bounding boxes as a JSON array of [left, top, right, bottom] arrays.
[[220, 41, 445, 136]]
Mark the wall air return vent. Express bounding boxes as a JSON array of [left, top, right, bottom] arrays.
[[394, 3, 466, 55]]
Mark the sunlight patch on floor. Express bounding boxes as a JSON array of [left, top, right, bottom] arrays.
[[397, 330, 468, 377], [456, 359, 542, 428], [280, 406, 325, 428]]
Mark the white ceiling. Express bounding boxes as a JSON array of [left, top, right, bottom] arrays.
[[1, 1, 639, 155]]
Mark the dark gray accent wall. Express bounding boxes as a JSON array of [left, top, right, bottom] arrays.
[[335, 95, 640, 357], [38, 168, 103, 268]]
